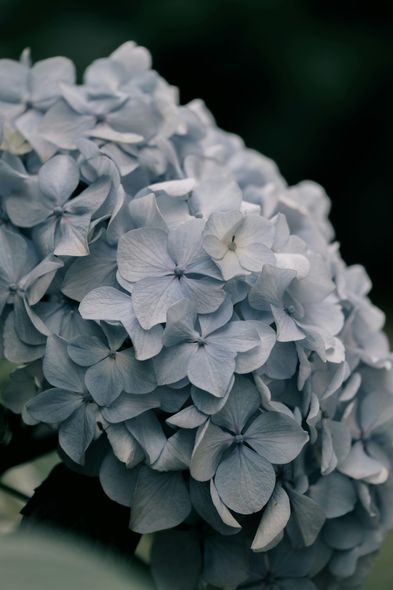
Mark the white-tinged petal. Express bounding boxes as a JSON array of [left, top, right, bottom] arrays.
[[251, 484, 291, 551]]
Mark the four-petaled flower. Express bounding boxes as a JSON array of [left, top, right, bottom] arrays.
[[5, 155, 110, 256], [67, 323, 156, 406], [154, 299, 262, 396], [203, 209, 274, 279], [117, 218, 225, 329], [190, 376, 308, 513]]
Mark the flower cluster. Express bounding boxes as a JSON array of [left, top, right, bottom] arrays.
[[1, 43, 393, 589]]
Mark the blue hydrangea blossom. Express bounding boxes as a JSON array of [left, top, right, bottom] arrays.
[[1, 42, 393, 590]]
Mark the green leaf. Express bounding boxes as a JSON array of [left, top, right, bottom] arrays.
[[0, 530, 156, 590]]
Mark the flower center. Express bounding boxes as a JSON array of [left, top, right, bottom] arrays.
[[9, 283, 24, 295], [83, 391, 94, 403], [228, 235, 237, 251], [234, 434, 244, 444], [53, 206, 63, 218], [174, 266, 185, 278], [262, 573, 277, 587]]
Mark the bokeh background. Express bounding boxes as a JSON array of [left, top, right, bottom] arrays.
[[0, 0, 393, 587]]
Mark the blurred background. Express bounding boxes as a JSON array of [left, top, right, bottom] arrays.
[[0, 0, 393, 587]]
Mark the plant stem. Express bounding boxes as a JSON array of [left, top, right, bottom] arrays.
[[0, 481, 30, 503]]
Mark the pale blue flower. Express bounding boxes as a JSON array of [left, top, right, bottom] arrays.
[[190, 376, 308, 513], [78, 286, 164, 360], [117, 218, 225, 329], [25, 336, 101, 464], [0, 49, 75, 120], [67, 323, 156, 405], [338, 388, 393, 484], [154, 299, 261, 396], [0, 227, 62, 361]]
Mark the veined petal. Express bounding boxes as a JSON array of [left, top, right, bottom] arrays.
[[116, 348, 156, 394], [130, 467, 191, 533], [309, 472, 356, 519], [85, 357, 124, 406], [62, 238, 117, 302], [79, 286, 133, 323], [67, 335, 109, 366], [237, 242, 274, 273], [245, 411, 308, 464], [190, 479, 241, 535], [272, 306, 305, 342], [188, 343, 236, 397], [154, 342, 196, 385], [38, 154, 79, 204], [148, 178, 196, 197], [180, 276, 225, 315], [106, 423, 144, 468], [210, 319, 260, 353], [53, 212, 91, 257], [213, 376, 260, 434], [118, 227, 172, 282], [249, 265, 296, 309], [99, 451, 138, 507], [102, 392, 160, 423], [26, 387, 83, 423], [287, 488, 326, 547], [43, 335, 85, 393], [339, 440, 389, 483], [132, 275, 183, 330], [59, 402, 98, 464], [251, 483, 291, 551], [126, 412, 166, 464], [162, 299, 198, 347], [167, 218, 204, 267], [236, 322, 276, 373], [215, 444, 275, 514], [190, 421, 233, 481]]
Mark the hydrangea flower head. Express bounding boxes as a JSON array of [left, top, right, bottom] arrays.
[[1, 42, 393, 589]]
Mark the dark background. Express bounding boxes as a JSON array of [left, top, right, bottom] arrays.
[[1, 0, 392, 311]]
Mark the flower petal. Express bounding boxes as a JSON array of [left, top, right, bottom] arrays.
[[38, 154, 79, 204], [118, 227, 172, 282], [26, 387, 83, 423], [190, 421, 233, 481], [99, 451, 138, 507], [251, 483, 291, 551], [43, 335, 85, 393], [130, 467, 191, 533], [132, 275, 184, 329], [215, 444, 275, 514], [213, 375, 260, 434], [58, 403, 97, 464], [85, 357, 124, 406], [245, 411, 308, 464], [188, 343, 235, 397]]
